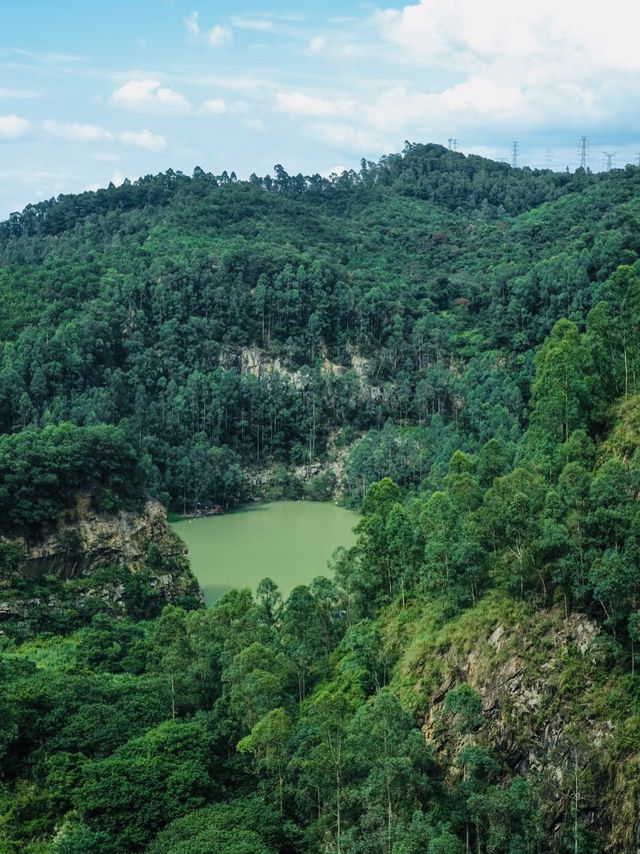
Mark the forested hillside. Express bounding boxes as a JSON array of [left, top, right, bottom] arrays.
[[3, 144, 640, 510], [2, 144, 640, 853]]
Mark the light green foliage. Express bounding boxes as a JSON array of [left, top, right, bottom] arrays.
[[468, 777, 540, 854], [337, 618, 390, 694], [588, 550, 637, 631], [528, 319, 597, 455], [479, 468, 545, 596], [225, 641, 294, 731], [293, 685, 355, 846], [349, 479, 419, 612], [345, 689, 437, 854], [589, 265, 640, 399]]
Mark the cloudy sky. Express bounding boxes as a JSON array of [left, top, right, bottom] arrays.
[[2, 0, 639, 219]]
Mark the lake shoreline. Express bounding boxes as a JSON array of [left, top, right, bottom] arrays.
[[168, 495, 348, 523]]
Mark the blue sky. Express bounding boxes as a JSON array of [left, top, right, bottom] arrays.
[[2, 0, 639, 219]]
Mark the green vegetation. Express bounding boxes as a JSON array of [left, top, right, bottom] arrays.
[[0, 423, 143, 533], [2, 144, 640, 851], [2, 144, 640, 512]]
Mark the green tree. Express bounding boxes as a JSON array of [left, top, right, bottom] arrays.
[[346, 690, 435, 854], [237, 707, 293, 812], [526, 319, 598, 466], [149, 605, 195, 719], [479, 468, 545, 597]]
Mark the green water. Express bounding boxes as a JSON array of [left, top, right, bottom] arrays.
[[171, 501, 359, 606]]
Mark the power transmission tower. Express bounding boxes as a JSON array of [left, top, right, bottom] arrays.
[[602, 151, 616, 171], [579, 136, 588, 169], [511, 141, 519, 168], [447, 138, 457, 151], [545, 149, 554, 170]]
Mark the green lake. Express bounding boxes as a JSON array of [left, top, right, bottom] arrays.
[[171, 501, 359, 606]]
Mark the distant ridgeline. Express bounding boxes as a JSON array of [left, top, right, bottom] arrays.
[[2, 143, 640, 513], [2, 144, 640, 852]]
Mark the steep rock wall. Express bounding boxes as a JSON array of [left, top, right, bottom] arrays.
[[0, 495, 202, 634], [388, 598, 640, 852]]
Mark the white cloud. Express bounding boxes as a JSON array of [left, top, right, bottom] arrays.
[[441, 79, 523, 115], [310, 122, 388, 153], [184, 12, 232, 46], [182, 72, 278, 93], [374, 1, 640, 76], [43, 120, 114, 142], [244, 117, 264, 130], [207, 25, 232, 47], [199, 98, 250, 116], [459, 144, 501, 161], [111, 170, 125, 186], [308, 36, 326, 53], [93, 153, 119, 161], [184, 11, 200, 38], [276, 92, 352, 118], [200, 98, 227, 115], [325, 164, 351, 177], [111, 80, 190, 114], [231, 17, 274, 31], [7, 48, 87, 64], [0, 114, 30, 138], [361, 0, 640, 147], [361, 81, 526, 136], [120, 129, 166, 152]]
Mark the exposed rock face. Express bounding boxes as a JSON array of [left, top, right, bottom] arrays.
[[0, 495, 202, 633], [412, 606, 638, 852], [218, 346, 300, 381], [11, 495, 186, 579]]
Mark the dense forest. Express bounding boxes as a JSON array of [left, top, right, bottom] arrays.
[[2, 143, 640, 852], [3, 143, 640, 512]]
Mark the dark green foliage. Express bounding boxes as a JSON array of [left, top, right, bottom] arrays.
[[441, 684, 484, 734], [0, 423, 142, 533], [2, 147, 640, 512], [144, 797, 283, 854], [50, 822, 113, 854], [3, 146, 640, 853], [76, 718, 218, 852]]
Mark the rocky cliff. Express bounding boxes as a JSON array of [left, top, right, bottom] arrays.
[[0, 495, 202, 635], [387, 594, 640, 852]]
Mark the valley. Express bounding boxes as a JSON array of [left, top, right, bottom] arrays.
[[1, 145, 640, 853]]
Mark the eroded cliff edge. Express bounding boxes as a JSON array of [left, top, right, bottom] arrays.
[[0, 495, 201, 635]]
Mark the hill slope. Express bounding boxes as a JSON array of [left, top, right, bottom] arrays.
[[2, 145, 640, 853], [2, 144, 640, 510]]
